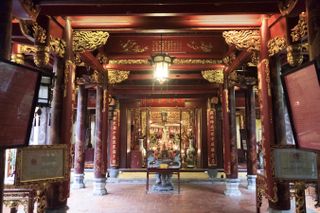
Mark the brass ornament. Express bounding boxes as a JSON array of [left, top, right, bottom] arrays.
[[291, 12, 308, 42], [34, 45, 50, 67], [32, 23, 47, 44], [278, 0, 299, 16], [187, 41, 213, 53], [201, 69, 224, 84], [49, 36, 66, 58], [108, 70, 130, 84], [120, 40, 148, 53], [73, 31, 109, 53], [268, 37, 287, 56], [222, 30, 260, 51], [287, 45, 303, 67]]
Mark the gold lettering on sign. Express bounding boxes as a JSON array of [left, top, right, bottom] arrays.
[[120, 40, 148, 53], [187, 41, 213, 53], [152, 40, 182, 52]]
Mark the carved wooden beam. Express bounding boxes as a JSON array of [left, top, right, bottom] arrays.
[[225, 50, 252, 73], [79, 51, 105, 72]]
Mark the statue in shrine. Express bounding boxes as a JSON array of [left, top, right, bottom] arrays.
[[186, 138, 196, 168]]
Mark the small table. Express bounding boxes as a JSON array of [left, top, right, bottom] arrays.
[[146, 167, 180, 194]]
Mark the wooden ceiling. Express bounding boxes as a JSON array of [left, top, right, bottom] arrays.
[[15, 0, 280, 99]]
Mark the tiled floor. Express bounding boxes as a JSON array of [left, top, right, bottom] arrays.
[[68, 182, 258, 213], [3, 176, 320, 213]]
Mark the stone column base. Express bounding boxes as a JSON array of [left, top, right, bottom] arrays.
[[108, 168, 119, 178], [224, 178, 241, 196], [71, 173, 85, 189], [93, 177, 107, 196], [247, 175, 256, 190]]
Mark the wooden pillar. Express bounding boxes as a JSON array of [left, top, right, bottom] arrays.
[[228, 86, 238, 179], [258, 15, 278, 207], [246, 85, 257, 176], [245, 83, 258, 190], [269, 57, 291, 210], [49, 57, 64, 145], [222, 77, 231, 176], [72, 85, 87, 188], [93, 86, 107, 195], [0, 1, 12, 212], [46, 17, 75, 211], [101, 88, 109, 178]]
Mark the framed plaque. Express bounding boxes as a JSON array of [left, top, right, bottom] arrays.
[[273, 148, 318, 181], [282, 60, 320, 151], [0, 58, 41, 148], [14, 145, 69, 186]]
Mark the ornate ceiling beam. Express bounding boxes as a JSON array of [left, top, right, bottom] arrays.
[[223, 30, 260, 52], [73, 30, 109, 53], [79, 51, 105, 72], [127, 73, 203, 80], [105, 64, 225, 72], [225, 50, 252, 73]]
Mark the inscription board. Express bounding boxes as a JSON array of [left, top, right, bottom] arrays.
[[15, 145, 68, 185], [273, 148, 317, 180]]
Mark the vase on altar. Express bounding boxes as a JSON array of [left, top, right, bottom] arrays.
[[186, 139, 195, 168]]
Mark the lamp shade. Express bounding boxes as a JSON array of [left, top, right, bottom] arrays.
[[151, 53, 173, 84]]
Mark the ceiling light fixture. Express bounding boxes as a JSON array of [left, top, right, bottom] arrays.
[[151, 34, 174, 84]]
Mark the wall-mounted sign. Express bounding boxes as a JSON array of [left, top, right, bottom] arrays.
[[281, 60, 320, 151], [273, 148, 318, 180], [0, 58, 41, 148], [14, 145, 69, 186]]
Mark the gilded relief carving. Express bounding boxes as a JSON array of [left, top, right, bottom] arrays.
[[291, 12, 308, 42], [108, 70, 130, 84], [73, 31, 109, 53], [187, 41, 213, 53], [222, 30, 260, 51], [120, 40, 148, 53], [108, 58, 222, 65], [287, 45, 304, 67], [34, 45, 50, 68], [173, 58, 222, 65], [201, 69, 224, 84], [49, 36, 66, 58], [11, 54, 25, 64], [268, 37, 287, 56], [32, 23, 47, 44], [108, 59, 149, 65]]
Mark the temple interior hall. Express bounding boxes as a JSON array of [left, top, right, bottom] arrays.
[[0, 0, 320, 213]]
